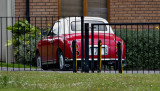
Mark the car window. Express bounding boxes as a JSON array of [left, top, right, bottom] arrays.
[[71, 21, 107, 31]]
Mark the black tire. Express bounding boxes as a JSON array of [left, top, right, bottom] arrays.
[[114, 61, 118, 70], [58, 51, 65, 70]]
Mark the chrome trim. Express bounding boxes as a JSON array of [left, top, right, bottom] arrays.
[[42, 60, 57, 65], [66, 58, 125, 61]]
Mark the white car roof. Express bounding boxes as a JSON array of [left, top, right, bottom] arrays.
[[65, 17, 108, 22], [53, 17, 114, 35]]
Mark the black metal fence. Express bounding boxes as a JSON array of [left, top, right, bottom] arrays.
[[0, 16, 160, 74]]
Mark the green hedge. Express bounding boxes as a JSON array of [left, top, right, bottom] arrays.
[[115, 29, 160, 70]]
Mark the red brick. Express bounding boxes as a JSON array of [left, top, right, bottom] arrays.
[[46, 3, 55, 5], [36, 3, 46, 5], [136, 11, 144, 14]]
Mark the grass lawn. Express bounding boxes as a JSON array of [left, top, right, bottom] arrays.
[[0, 72, 160, 91], [0, 62, 37, 69]]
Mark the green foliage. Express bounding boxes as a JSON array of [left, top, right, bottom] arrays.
[[115, 29, 160, 70], [0, 62, 37, 68], [6, 20, 42, 65], [1, 71, 160, 91], [2, 75, 9, 87]]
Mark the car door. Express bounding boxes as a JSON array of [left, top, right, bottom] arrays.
[[47, 21, 62, 64]]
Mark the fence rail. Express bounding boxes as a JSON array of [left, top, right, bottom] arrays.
[[0, 16, 160, 74]]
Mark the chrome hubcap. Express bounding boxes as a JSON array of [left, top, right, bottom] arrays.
[[59, 54, 64, 70], [37, 56, 41, 68]]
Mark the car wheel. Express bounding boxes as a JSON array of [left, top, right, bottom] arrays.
[[36, 53, 41, 68], [58, 51, 65, 70]]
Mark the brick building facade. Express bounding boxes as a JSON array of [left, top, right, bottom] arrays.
[[15, 0, 160, 23], [110, 0, 160, 23], [15, 0, 58, 17]]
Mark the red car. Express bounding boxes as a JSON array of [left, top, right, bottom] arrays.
[[36, 17, 126, 70]]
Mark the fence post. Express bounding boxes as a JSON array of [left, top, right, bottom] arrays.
[[98, 40, 102, 73], [81, 16, 84, 72], [117, 42, 123, 74], [72, 40, 77, 73], [91, 24, 94, 73], [85, 23, 89, 73]]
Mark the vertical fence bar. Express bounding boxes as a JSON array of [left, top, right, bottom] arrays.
[[120, 24, 122, 74], [98, 40, 102, 73], [104, 24, 106, 72], [153, 24, 155, 73], [6, 17, 8, 71], [131, 25, 133, 74], [12, 17, 14, 71], [120, 25, 122, 73], [64, 17, 66, 70], [85, 23, 89, 73], [35, 17, 37, 71], [114, 25, 117, 73], [52, 16, 54, 70], [74, 17, 76, 71], [69, 16, 71, 68], [0, 17, 1, 70], [98, 25, 99, 71], [40, 17, 42, 71], [159, 24, 160, 74], [153, 24, 156, 73], [115, 25, 118, 73], [81, 16, 84, 72], [125, 25, 127, 73], [18, 17, 20, 71], [58, 16, 60, 70], [29, 17, 31, 71], [137, 24, 138, 73], [148, 24, 149, 74], [117, 42, 122, 74], [109, 25, 111, 73], [72, 40, 77, 73], [24, 17, 26, 71], [142, 25, 144, 74], [46, 17, 48, 70], [91, 24, 94, 73]]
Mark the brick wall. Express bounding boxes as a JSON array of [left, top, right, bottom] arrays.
[[15, 0, 59, 28], [30, 0, 58, 17], [15, 0, 58, 17], [15, 0, 160, 24], [15, 0, 26, 17], [110, 0, 160, 23]]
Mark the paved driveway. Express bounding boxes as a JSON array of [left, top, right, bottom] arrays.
[[0, 67, 160, 74]]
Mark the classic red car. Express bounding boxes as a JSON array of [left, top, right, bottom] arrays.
[[36, 17, 126, 70]]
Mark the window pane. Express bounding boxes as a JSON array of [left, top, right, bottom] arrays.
[[71, 20, 106, 31]]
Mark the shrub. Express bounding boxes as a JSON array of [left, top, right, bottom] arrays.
[[115, 29, 160, 70], [6, 20, 42, 65]]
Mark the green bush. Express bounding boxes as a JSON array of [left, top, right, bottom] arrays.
[[115, 29, 160, 70], [6, 20, 42, 65]]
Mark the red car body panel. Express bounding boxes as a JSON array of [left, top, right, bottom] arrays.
[[36, 32, 126, 64]]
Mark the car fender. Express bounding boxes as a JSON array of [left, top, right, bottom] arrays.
[[53, 37, 72, 62]]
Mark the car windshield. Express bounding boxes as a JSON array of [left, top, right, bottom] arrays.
[[71, 21, 107, 31]]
